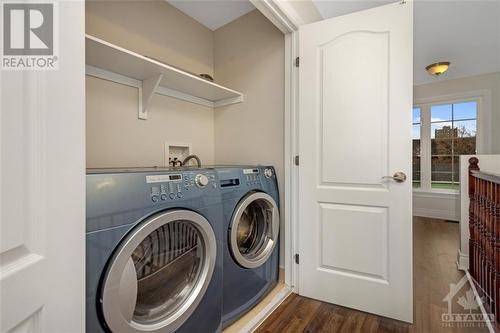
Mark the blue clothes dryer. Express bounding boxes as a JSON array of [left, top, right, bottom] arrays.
[[216, 166, 280, 328], [86, 168, 223, 333]]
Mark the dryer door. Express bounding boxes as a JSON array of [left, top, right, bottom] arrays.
[[101, 210, 216, 333], [230, 192, 279, 269]]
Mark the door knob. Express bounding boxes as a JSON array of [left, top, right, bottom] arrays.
[[382, 172, 407, 182]]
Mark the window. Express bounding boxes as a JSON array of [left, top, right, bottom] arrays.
[[412, 107, 421, 188], [413, 100, 477, 192]]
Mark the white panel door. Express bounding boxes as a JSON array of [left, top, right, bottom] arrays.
[[298, 1, 413, 322], [0, 1, 85, 332]]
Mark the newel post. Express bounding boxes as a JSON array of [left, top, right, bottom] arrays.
[[469, 157, 479, 275], [469, 157, 479, 196]]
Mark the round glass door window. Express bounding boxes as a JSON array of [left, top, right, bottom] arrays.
[[230, 192, 279, 269], [101, 210, 216, 333]]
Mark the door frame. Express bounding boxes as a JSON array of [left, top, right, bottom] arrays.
[[250, 0, 301, 292]]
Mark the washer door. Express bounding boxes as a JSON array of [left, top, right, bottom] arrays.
[[230, 192, 279, 269], [101, 210, 216, 333]]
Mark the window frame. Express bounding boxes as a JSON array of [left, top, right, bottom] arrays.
[[413, 90, 490, 194], [412, 107, 422, 189]]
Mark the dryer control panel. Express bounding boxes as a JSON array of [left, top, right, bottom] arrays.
[[147, 172, 217, 203]]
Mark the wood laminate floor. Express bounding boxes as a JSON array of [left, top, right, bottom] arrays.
[[255, 217, 490, 333]]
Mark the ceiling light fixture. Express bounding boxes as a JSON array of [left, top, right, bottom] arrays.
[[426, 62, 451, 76]]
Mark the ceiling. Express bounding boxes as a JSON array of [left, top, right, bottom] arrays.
[[312, 0, 500, 85], [167, 0, 500, 85], [167, 0, 255, 31], [313, 0, 394, 18]]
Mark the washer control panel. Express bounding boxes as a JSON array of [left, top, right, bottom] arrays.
[[195, 174, 209, 188], [147, 172, 216, 203], [243, 168, 261, 186], [264, 168, 274, 178]]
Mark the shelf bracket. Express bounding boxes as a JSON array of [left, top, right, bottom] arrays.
[[139, 74, 163, 120], [214, 95, 244, 108]]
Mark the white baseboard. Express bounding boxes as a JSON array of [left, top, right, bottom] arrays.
[[413, 208, 459, 222], [240, 287, 293, 333], [413, 190, 460, 221], [456, 250, 469, 271]]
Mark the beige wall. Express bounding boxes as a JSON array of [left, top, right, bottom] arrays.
[[86, 0, 213, 76], [86, 1, 215, 167], [213, 10, 285, 264], [414, 72, 500, 154], [86, 76, 215, 168]]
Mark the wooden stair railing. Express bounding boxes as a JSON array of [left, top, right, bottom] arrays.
[[468, 157, 500, 328]]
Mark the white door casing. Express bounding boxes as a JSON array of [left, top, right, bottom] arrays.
[[298, 1, 413, 322], [0, 1, 85, 332]]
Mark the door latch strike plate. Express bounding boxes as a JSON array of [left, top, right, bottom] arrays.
[[295, 253, 299, 264], [294, 155, 299, 166], [295, 57, 300, 67]]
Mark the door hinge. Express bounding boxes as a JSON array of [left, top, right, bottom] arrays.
[[295, 253, 300, 264], [294, 155, 299, 166], [295, 57, 300, 67]]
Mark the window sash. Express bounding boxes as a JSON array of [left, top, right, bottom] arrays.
[[413, 99, 478, 193]]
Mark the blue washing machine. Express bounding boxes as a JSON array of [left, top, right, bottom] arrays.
[[86, 168, 223, 333], [216, 166, 280, 328]]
